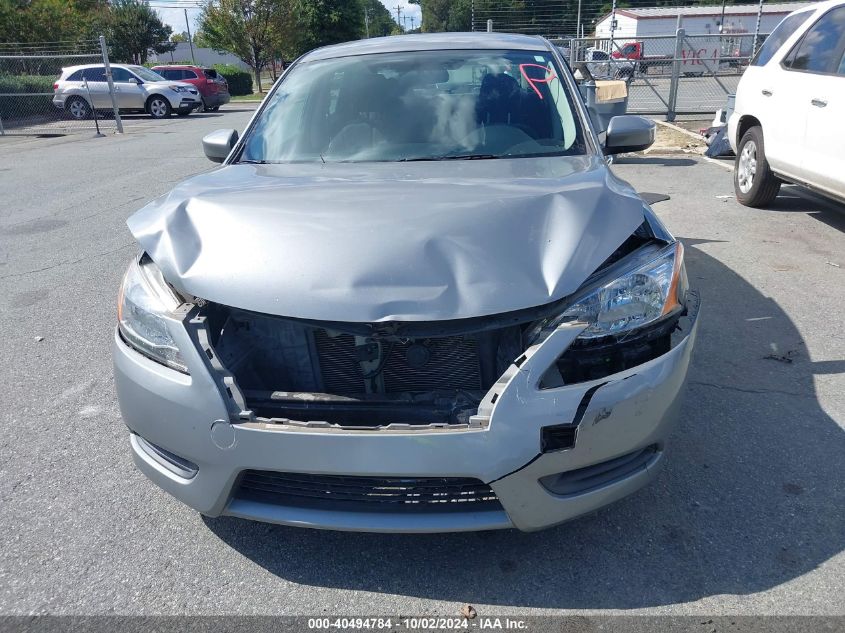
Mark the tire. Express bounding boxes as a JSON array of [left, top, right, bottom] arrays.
[[147, 95, 172, 119], [734, 125, 781, 207], [65, 96, 91, 120], [207, 106, 219, 112]]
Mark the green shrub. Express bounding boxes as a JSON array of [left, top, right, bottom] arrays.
[[0, 75, 57, 118], [213, 64, 252, 95]]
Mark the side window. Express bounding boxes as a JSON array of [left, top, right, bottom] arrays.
[[67, 70, 84, 81], [783, 6, 845, 73], [838, 48, 845, 75], [752, 11, 813, 66], [182, 69, 199, 79], [82, 67, 106, 82], [111, 68, 133, 82]]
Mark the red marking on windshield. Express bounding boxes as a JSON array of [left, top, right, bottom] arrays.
[[519, 63, 557, 99]]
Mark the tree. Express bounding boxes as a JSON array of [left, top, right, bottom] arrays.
[[108, 0, 175, 64], [361, 0, 400, 38], [409, 0, 470, 32], [0, 0, 109, 44], [197, 0, 281, 92], [171, 31, 190, 43], [286, 0, 365, 59]]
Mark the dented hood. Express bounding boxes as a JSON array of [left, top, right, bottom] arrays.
[[128, 156, 646, 322]]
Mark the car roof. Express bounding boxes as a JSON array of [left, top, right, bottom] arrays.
[[789, 0, 843, 17], [151, 64, 203, 69], [302, 32, 550, 62], [61, 63, 136, 72]]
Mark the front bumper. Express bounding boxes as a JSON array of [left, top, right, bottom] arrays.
[[169, 93, 202, 111], [113, 295, 699, 533]]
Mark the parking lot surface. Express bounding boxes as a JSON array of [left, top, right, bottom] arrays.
[[0, 107, 842, 616]]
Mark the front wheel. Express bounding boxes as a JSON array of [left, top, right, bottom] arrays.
[[734, 125, 781, 207], [147, 96, 172, 119]]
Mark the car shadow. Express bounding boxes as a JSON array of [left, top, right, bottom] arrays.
[[765, 185, 845, 233], [202, 242, 844, 608]]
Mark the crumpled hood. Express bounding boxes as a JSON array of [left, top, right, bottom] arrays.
[[128, 156, 647, 322]]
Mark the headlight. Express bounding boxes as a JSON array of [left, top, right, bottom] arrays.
[[170, 85, 187, 93], [531, 242, 686, 343], [117, 255, 188, 373]]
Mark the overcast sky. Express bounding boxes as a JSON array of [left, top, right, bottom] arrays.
[[157, 1, 422, 39]]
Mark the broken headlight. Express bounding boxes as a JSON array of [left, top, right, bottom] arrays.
[[531, 242, 686, 343], [117, 255, 188, 373]]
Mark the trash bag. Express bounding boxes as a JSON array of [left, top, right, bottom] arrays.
[[705, 126, 734, 158]]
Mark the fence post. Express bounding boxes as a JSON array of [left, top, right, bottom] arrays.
[[99, 35, 123, 134], [666, 28, 685, 122], [487, 19, 493, 32]]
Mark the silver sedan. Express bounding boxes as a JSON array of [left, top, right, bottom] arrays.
[[113, 33, 699, 532]]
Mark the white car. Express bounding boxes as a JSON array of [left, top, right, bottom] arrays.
[[53, 64, 202, 120], [728, 0, 845, 207]]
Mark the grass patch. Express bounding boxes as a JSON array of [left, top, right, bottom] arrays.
[[230, 93, 265, 102]]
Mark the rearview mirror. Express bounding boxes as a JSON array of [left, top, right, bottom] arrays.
[[604, 115, 656, 155], [202, 128, 239, 163]]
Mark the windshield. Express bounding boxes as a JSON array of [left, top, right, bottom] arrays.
[[131, 66, 167, 82], [240, 49, 587, 163]]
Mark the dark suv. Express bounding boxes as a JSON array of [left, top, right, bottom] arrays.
[[152, 65, 230, 111]]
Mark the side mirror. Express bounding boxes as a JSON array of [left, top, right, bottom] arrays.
[[604, 115, 656, 154], [127, 77, 140, 84], [202, 128, 239, 163]]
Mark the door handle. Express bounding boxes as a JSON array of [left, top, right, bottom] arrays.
[[811, 98, 827, 107], [762, 89, 773, 96]]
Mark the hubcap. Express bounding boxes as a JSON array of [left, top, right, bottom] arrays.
[[151, 99, 167, 117], [737, 140, 757, 194], [69, 100, 87, 119]]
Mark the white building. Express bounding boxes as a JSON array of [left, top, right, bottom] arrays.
[[595, 3, 813, 39], [147, 42, 250, 71]]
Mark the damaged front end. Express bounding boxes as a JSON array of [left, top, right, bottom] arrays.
[[122, 214, 692, 436]]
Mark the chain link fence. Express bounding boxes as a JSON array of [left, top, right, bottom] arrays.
[[0, 37, 123, 135], [551, 30, 765, 120]]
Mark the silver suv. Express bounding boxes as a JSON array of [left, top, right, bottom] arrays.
[[53, 64, 202, 119]]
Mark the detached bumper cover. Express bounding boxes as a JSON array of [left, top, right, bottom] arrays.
[[114, 295, 699, 533]]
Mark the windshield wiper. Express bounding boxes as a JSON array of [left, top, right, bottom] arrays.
[[237, 159, 272, 164], [399, 154, 501, 162]]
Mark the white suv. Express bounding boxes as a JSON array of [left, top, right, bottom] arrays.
[[53, 64, 202, 120], [728, 0, 845, 207]]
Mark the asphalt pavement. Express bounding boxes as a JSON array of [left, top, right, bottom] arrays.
[[0, 106, 843, 617]]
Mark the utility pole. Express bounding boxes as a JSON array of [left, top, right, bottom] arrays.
[[752, 0, 764, 56], [184, 8, 195, 65], [395, 5, 402, 30], [609, 0, 617, 54], [576, 0, 582, 41], [403, 15, 408, 31], [718, 0, 727, 33], [410, 17, 415, 31]]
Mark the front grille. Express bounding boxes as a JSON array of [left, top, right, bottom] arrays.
[[235, 471, 502, 513], [313, 330, 482, 395]]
